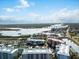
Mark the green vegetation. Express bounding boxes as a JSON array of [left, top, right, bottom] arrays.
[[0, 35, 31, 38], [68, 23, 79, 46], [0, 35, 31, 45], [0, 24, 53, 28], [70, 48, 79, 59], [69, 32, 79, 46]]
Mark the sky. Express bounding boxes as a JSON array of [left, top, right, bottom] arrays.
[[0, 0, 79, 24]]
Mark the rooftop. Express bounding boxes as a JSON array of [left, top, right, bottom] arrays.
[[27, 38, 45, 42], [50, 24, 68, 29], [22, 48, 52, 54], [57, 44, 70, 56], [0, 44, 18, 54], [48, 38, 64, 43]]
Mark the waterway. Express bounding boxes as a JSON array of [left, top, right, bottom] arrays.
[[0, 28, 50, 36]]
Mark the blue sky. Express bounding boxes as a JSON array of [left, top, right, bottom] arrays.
[[0, 0, 79, 24]]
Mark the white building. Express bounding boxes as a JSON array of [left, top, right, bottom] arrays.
[[50, 24, 68, 29], [22, 48, 53, 59], [0, 45, 18, 59], [57, 44, 70, 59]]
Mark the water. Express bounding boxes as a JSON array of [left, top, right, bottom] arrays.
[[0, 28, 50, 36]]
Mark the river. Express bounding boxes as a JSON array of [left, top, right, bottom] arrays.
[[0, 28, 50, 36]]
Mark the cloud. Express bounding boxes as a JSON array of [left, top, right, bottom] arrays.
[[0, 8, 79, 23], [43, 8, 79, 23], [4, 0, 30, 12], [16, 0, 30, 8], [0, 12, 39, 20], [53, 8, 79, 22], [5, 8, 14, 12], [27, 12, 40, 17], [0, 15, 14, 21], [4, 8, 20, 12], [46, 8, 79, 23]]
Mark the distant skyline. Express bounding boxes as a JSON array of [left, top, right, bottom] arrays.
[[0, 0, 79, 24]]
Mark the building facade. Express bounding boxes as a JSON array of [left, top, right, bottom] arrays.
[[22, 48, 53, 59]]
